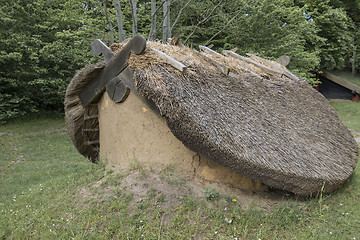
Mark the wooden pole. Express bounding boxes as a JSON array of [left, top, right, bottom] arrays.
[[150, 47, 187, 72], [246, 53, 299, 81], [197, 51, 230, 75], [199, 45, 223, 57], [223, 50, 283, 77]]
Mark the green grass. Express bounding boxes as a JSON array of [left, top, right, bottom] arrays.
[[328, 70, 360, 87], [330, 100, 360, 134], [1, 109, 360, 239]]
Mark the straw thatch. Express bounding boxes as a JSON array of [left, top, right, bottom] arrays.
[[64, 62, 105, 162], [108, 41, 358, 196]]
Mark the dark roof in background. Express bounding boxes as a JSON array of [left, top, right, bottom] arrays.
[[320, 71, 360, 94]]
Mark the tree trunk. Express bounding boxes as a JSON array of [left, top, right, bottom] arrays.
[[148, 0, 157, 41], [162, 0, 171, 43], [113, 0, 126, 42], [129, 0, 138, 36], [101, 0, 114, 43], [352, 39, 357, 76]]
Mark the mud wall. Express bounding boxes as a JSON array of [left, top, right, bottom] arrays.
[[98, 92, 266, 192]]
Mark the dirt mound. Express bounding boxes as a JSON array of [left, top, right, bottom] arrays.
[[78, 168, 286, 213]]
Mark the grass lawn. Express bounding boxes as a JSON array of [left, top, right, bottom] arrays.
[[1, 104, 359, 239], [330, 100, 360, 136]]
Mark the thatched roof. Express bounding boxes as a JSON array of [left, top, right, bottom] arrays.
[[64, 62, 105, 162], [108, 41, 359, 196]]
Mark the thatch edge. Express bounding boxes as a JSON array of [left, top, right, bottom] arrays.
[[64, 62, 105, 162]]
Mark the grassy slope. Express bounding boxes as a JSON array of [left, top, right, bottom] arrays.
[[0, 105, 359, 239], [330, 100, 360, 135]]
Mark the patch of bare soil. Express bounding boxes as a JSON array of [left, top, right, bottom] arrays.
[[77, 167, 295, 213]]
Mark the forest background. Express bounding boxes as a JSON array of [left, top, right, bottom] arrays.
[[0, 0, 359, 122]]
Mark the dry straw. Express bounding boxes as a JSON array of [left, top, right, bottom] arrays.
[[127, 42, 358, 195]]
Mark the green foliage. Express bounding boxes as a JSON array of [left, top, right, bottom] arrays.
[[1, 0, 360, 121], [227, 0, 322, 83], [203, 187, 220, 201], [299, 0, 353, 70], [174, 0, 358, 84], [0, 0, 102, 122]]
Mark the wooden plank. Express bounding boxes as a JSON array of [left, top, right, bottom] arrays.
[[84, 115, 99, 120], [83, 129, 99, 132], [275, 55, 290, 67], [236, 65, 263, 80], [169, 36, 180, 46], [168, 36, 185, 47], [199, 45, 223, 57], [150, 47, 186, 72], [199, 49, 261, 79], [86, 140, 100, 145], [78, 35, 147, 107], [231, 47, 238, 53], [91, 39, 115, 63], [246, 53, 299, 81], [106, 75, 130, 103], [320, 71, 360, 94], [198, 46, 260, 77], [223, 50, 283, 77], [247, 53, 284, 71], [197, 51, 229, 75]]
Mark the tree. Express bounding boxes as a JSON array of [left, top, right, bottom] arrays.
[[1, 0, 358, 122], [113, 0, 126, 42], [172, 0, 229, 46], [162, 0, 171, 43], [329, 0, 360, 74], [0, 0, 104, 122], [129, 0, 138, 36], [299, 0, 353, 70], [148, 0, 157, 40], [101, 0, 115, 43], [183, 0, 225, 44]]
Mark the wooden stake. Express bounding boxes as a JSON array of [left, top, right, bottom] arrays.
[[246, 53, 299, 81], [86, 140, 100, 145], [237, 65, 263, 80], [150, 47, 187, 72], [223, 50, 283, 77], [168, 36, 185, 47], [197, 51, 230, 75], [199, 45, 223, 57], [207, 44, 214, 49]]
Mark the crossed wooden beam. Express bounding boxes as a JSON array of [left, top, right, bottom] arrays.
[[78, 35, 298, 109]]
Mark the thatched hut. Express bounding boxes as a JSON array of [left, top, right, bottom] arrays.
[[65, 36, 359, 196]]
